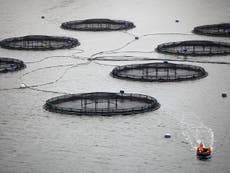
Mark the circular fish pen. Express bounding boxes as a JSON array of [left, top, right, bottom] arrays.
[[0, 57, 26, 73], [111, 62, 207, 82], [0, 35, 80, 50], [156, 40, 230, 56], [193, 23, 230, 37], [61, 18, 135, 31], [44, 92, 160, 116]]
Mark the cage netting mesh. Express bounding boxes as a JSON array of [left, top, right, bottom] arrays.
[[111, 62, 207, 82], [61, 18, 135, 31], [193, 23, 230, 37], [0, 35, 80, 50], [0, 57, 26, 73], [44, 92, 160, 116], [156, 40, 230, 56]]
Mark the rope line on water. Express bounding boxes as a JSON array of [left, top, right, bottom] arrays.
[[1, 31, 230, 94], [93, 55, 230, 65], [20, 61, 90, 91]]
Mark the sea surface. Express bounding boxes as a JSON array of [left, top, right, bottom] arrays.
[[0, 0, 230, 172]]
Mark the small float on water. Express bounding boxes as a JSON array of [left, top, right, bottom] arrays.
[[222, 92, 227, 98], [164, 133, 171, 138], [196, 143, 212, 159]]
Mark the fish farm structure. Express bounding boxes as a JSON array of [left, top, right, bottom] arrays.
[[111, 62, 207, 82], [193, 23, 230, 37], [0, 57, 26, 73], [156, 40, 230, 56], [61, 18, 135, 31], [44, 92, 160, 116], [0, 35, 80, 50]]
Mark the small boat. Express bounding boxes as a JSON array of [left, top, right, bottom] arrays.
[[196, 144, 212, 159]]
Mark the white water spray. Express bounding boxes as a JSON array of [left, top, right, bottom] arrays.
[[171, 110, 214, 151]]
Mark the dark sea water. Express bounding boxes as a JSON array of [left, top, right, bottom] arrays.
[[0, 0, 230, 172]]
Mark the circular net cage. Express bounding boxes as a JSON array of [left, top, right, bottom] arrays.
[[156, 40, 230, 56], [44, 92, 160, 116], [0, 35, 80, 51], [0, 57, 26, 73], [193, 23, 230, 37], [61, 18, 135, 31], [111, 62, 207, 82]]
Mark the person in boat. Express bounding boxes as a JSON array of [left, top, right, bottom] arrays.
[[197, 144, 212, 157], [207, 147, 212, 154], [197, 143, 204, 153]]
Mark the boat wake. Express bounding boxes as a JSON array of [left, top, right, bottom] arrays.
[[171, 110, 214, 151]]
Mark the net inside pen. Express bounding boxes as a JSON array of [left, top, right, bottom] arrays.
[[61, 19, 135, 31], [156, 40, 230, 56], [193, 23, 230, 37], [111, 62, 207, 82], [44, 92, 160, 116], [0, 57, 26, 73], [0, 35, 80, 50]]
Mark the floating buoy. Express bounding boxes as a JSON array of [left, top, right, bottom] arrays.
[[135, 36, 139, 40], [120, 90, 125, 94], [222, 93, 227, 97], [183, 48, 188, 52], [20, 83, 26, 88], [175, 19, 179, 23], [41, 16, 45, 19], [164, 133, 171, 138]]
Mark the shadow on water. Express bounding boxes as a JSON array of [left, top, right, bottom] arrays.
[[197, 155, 212, 161]]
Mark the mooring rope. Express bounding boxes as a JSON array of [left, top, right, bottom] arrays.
[[1, 31, 229, 94], [24, 48, 84, 64], [89, 38, 137, 60], [20, 61, 90, 89], [93, 55, 230, 65], [89, 32, 204, 61], [91, 31, 230, 65]]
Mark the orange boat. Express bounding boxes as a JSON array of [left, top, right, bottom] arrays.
[[196, 143, 212, 159]]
